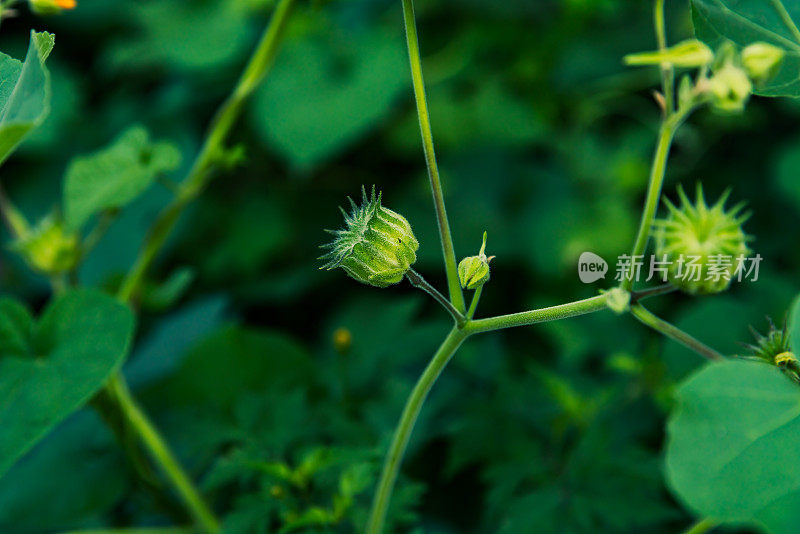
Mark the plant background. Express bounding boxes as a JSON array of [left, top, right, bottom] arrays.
[[0, 0, 798, 532]]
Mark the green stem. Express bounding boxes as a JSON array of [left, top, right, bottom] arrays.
[[630, 283, 676, 303], [654, 0, 674, 115], [366, 327, 468, 534], [630, 304, 724, 361], [401, 0, 465, 314], [97, 2, 297, 530], [105, 376, 219, 533], [682, 518, 719, 534], [117, 0, 296, 303], [621, 120, 676, 291], [465, 294, 609, 335], [406, 268, 466, 325], [58, 532, 192, 534], [466, 285, 482, 319], [0, 182, 29, 238]]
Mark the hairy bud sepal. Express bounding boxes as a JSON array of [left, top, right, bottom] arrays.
[[654, 184, 751, 295], [458, 232, 492, 290], [320, 186, 418, 288]]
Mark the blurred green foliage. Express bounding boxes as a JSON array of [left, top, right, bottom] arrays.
[[1, 0, 799, 532]]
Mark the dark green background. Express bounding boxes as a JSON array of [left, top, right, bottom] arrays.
[[0, 0, 798, 532]]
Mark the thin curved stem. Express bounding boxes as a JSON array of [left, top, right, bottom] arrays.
[[117, 0, 296, 303], [367, 327, 468, 534], [464, 294, 609, 335], [631, 283, 676, 303], [682, 518, 719, 534], [58, 528, 194, 534], [621, 121, 676, 291], [406, 268, 465, 325], [0, 182, 29, 238], [105, 377, 219, 533], [401, 0, 465, 314], [96, 2, 297, 531], [466, 285, 483, 319], [630, 303, 724, 361], [654, 0, 674, 115]]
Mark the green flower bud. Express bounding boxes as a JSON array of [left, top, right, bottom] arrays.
[[320, 186, 418, 288], [458, 232, 492, 290], [624, 39, 714, 68], [11, 214, 80, 275], [654, 184, 751, 295], [708, 62, 752, 113], [742, 42, 785, 84]]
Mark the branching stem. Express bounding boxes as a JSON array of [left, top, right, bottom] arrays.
[[630, 303, 724, 361], [401, 0, 465, 314], [406, 268, 465, 325]]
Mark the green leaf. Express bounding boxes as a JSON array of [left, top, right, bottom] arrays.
[[0, 411, 125, 530], [0, 289, 135, 478], [63, 125, 181, 230], [251, 19, 407, 169], [0, 30, 55, 166], [666, 359, 800, 533], [691, 0, 800, 96]]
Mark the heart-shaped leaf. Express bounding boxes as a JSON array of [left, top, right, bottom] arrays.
[[692, 0, 800, 96], [0, 289, 135, 478], [63, 125, 181, 230], [666, 359, 800, 533], [0, 31, 55, 166]]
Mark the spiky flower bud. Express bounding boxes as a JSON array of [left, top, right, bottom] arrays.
[[742, 319, 799, 381], [320, 186, 418, 288], [654, 185, 751, 295], [11, 215, 79, 275], [742, 42, 785, 84], [458, 232, 492, 290], [29, 0, 76, 15]]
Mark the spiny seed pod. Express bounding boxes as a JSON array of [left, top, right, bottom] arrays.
[[742, 319, 799, 380], [29, 0, 76, 15], [654, 184, 751, 295], [742, 42, 785, 84], [458, 232, 492, 290], [11, 215, 79, 275], [320, 186, 418, 288]]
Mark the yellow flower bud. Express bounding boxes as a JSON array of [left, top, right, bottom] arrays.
[[742, 42, 785, 83], [29, 0, 76, 15]]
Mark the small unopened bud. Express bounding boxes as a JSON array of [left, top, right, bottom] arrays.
[[742, 42, 785, 83], [29, 0, 76, 15], [320, 186, 418, 288], [11, 215, 79, 275], [624, 40, 714, 68], [708, 62, 752, 113], [458, 232, 492, 290]]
